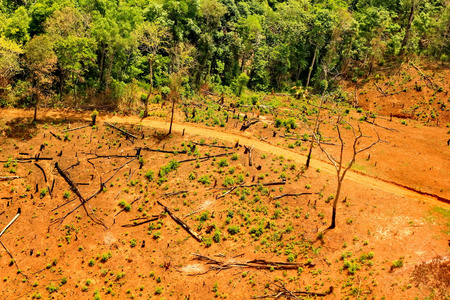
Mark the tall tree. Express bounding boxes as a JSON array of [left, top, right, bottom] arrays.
[[133, 21, 170, 118], [24, 35, 57, 121], [168, 42, 194, 135], [45, 7, 96, 101], [0, 36, 23, 99]]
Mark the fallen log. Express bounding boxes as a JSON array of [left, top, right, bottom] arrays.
[[105, 122, 138, 140], [254, 283, 332, 299], [240, 120, 259, 131], [0, 208, 21, 238], [50, 131, 62, 140], [0, 176, 20, 181], [54, 162, 106, 229], [121, 215, 160, 227], [137, 147, 187, 154], [162, 190, 188, 198], [177, 152, 234, 164], [157, 201, 202, 242], [190, 141, 233, 149], [273, 192, 317, 200], [63, 125, 90, 132], [0, 157, 53, 162], [189, 253, 315, 275], [34, 163, 47, 183]]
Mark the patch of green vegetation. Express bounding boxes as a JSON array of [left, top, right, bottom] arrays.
[[432, 207, 450, 234]]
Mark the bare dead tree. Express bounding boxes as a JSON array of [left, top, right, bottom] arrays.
[[313, 120, 381, 235]]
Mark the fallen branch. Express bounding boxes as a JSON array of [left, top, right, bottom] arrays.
[[49, 131, 62, 140], [105, 122, 138, 140], [0, 176, 20, 181], [0, 157, 53, 162], [115, 196, 142, 217], [240, 120, 259, 131], [0, 208, 21, 238], [189, 253, 315, 275], [273, 192, 317, 200], [34, 162, 47, 183], [410, 62, 440, 90], [161, 190, 188, 198], [190, 141, 233, 149], [63, 125, 90, 132], [374, 82, 387, 96], [364, 120, 399, 132], [121, 215, 160, 227], [54, 163, 106, 229], [0, 240, 26, 278], [157, 201, 202, 242], [213, 181, 286, 199], [177, 152, 234, 164], [253, 283, 332, 299], [137, 147, 187, 154]]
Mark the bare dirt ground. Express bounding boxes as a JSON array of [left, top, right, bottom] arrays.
[[0, 100, 449, 300]]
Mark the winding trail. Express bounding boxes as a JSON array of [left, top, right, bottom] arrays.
[[2, 108, 449, 210]]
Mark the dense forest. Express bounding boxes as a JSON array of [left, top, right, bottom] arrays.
[[0, 0, 449, 111]]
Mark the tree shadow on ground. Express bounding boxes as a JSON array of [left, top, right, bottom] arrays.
[[3, 118, 39, 140]]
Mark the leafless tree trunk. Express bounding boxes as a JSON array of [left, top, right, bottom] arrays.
[[313, 121, 381, 234], [306, 44, 318, 88], [306, 97, 325, 168]]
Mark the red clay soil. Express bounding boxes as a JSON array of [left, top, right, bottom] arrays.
[[0, 107, 449, 300]]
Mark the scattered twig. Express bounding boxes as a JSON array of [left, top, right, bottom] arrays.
[[115, 196, 142, 217]]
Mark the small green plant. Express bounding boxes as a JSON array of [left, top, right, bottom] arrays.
[[63, 191, 71, 199], [198, 175, 211, 185], [227, 225, 240, 235], [155, 286, 163, 294], [145, 170, 154, 181], [218, 158, 229, 167], [391, 259, 404, 269], [40, 188, 48, 199], [118, 200, 131, 211], [101, 252, 112, 262], [91, 110, 99, 125]]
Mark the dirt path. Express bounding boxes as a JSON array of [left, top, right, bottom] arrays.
[[2, 108, 449, 210]]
